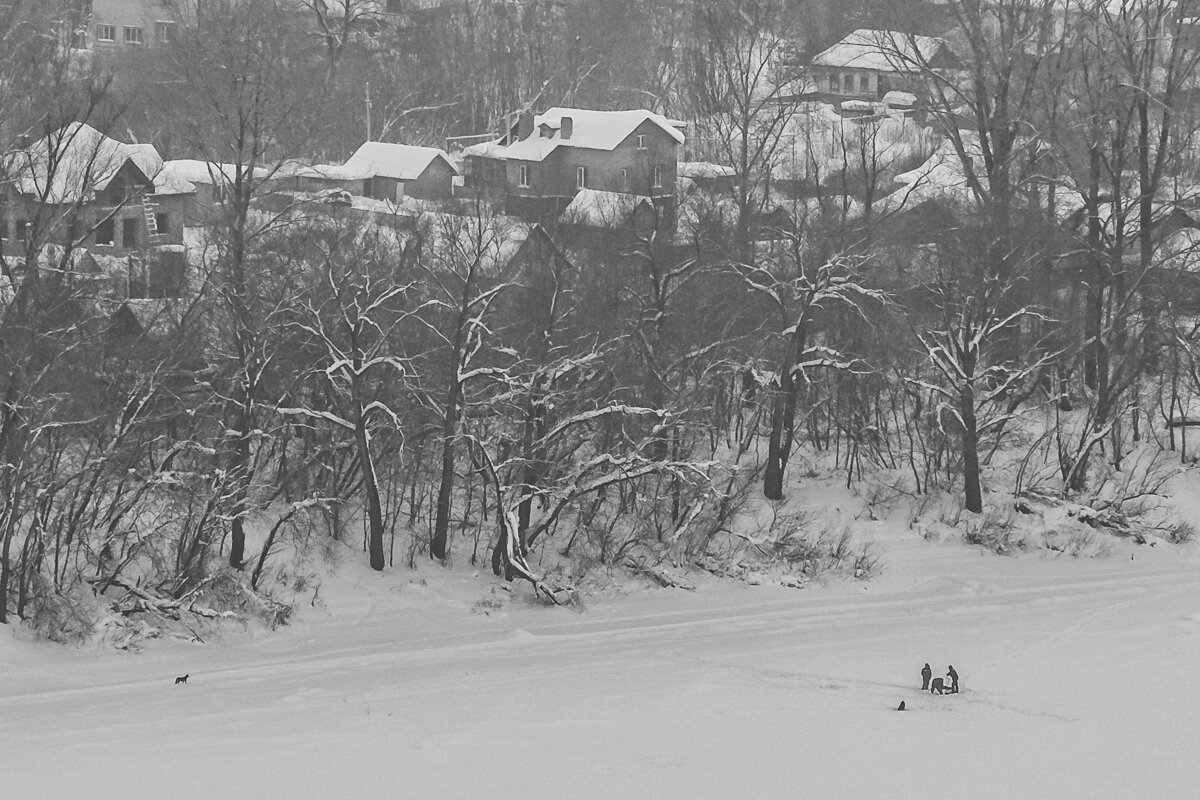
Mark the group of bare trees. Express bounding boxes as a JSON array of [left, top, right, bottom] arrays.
[[4, 0, 1200, 635]]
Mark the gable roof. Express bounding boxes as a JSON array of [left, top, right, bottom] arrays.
[[463, 108, 685, 163], [342, 142, 458, 181], [810, 29, 948, 74], [4, 122, 162, 204]]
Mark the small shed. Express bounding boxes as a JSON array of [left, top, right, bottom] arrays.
[[341, 142, 458, 201]]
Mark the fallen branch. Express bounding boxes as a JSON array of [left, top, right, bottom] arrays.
[[623, 558, 696, 590]]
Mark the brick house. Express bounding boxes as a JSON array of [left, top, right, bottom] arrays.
[[807, 29, 955, 103], [461, 107, 685, 227], [85, 0, 180, 49]]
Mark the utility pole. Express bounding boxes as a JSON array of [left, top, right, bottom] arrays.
[[365, 81, 372, 141]]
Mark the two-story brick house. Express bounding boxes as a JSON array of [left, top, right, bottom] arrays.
[[85, 0, 180, 49], [461, 107, 685, 227]]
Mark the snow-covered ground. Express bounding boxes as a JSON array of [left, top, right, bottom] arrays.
[[3, 513, 1199, 798]]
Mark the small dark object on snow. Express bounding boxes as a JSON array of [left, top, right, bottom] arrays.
[[175, 674, 189, 685], [930, 677, 947, 695], [897, 701, 906, 711], [921, 662, 932, 691], [947, 665, 959, 694]]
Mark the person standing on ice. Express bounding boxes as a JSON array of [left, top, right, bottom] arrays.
[[921, 663, 932, 691], [947, 665, 959, 694]]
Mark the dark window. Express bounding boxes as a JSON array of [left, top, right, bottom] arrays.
[[576, 166, 587, 190], [15, 219, 29, 241], [154, 212, 170, 235], [96, 217, 115, 245], [621, 168, 631, 191], [156, 21, 176, 43], [518, 164, 531, 188], [859, 73, 871, 93], [122, 217, 138, 248], [652, 165, 663, 189]]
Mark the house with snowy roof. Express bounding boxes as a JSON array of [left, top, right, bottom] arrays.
[[1, 122, 192, 298], [283, 142, 458, 202], [807, 29, 955, 102], [461, 107, 685, 227]]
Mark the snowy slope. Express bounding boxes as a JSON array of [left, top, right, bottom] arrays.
[[3, 517, 1199, 799]]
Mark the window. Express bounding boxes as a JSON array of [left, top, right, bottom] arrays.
[[122, 217, 139, 248], [96, 24, 116, 42], [518, 164, 531, 188], [636, 134, 647, 150], [859, 73, 871, 93], [829, 73, 840, 93], [576, 166, 587, 190], [156, 21, 176, 44], [621, 168, 631, 191], [15, 219, 29, 241], [652, 165, 663, 189], [124, 26, 143, 45], [154, 213, 170, 235], [96, 218, 115, 246]]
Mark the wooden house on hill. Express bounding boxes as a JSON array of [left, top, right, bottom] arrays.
[[807, 29, 955, 103]]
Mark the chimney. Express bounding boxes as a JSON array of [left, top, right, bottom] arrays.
[[517, 111, 535, 141], [560, 116, 573, 140]]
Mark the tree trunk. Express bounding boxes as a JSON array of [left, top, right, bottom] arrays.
[[430, 378, 460, 561], [355, 413, 386, 571], [1084, 144, 1103, 391], [763, 321, 806, 500], [960, 383, 982, 514]]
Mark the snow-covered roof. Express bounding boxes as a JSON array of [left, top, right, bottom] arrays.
[[810, 29, 947, 74], [4, 123, 163, 204], [884, 91, 918, 108], [463, 108, 685, 163], [560, 189, 653, 229], [342, 142, 458, 181], [677, 161, 737, 180], [159, 159, 268, 188]]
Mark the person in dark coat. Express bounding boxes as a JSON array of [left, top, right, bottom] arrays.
[[947, 665, 959, 694], [921, 663, 932, 691]]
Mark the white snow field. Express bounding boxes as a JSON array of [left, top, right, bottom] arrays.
[[3, 528, 1199, 799]]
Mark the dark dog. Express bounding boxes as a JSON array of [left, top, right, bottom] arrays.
[[174, 674, 189, 685], [929, 677, 947, 695]]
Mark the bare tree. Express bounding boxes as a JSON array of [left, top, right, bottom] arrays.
[[282, 224, 416, 571], [683, 0, 798, 258], [166, 0, 327, 568]]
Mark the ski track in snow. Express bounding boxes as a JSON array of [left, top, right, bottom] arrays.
[[2, 543, 1199, 798]]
